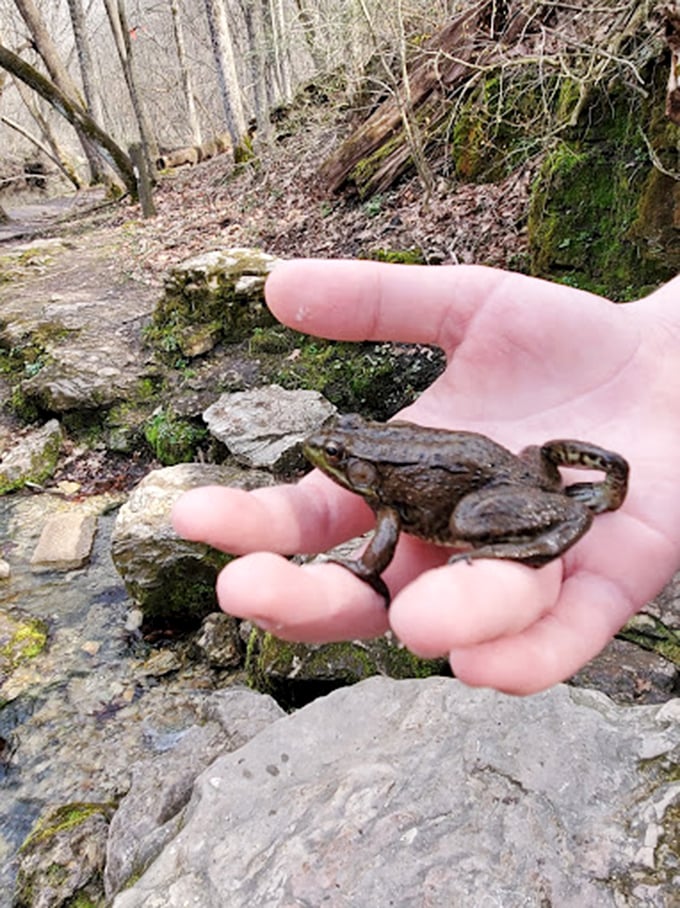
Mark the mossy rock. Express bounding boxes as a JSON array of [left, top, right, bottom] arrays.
[[528, 67, 680, 299], [0, 419, 62, 495], [0, 613, 48, 687], [449, 67, 566, 182], [273, 337, 445, 421], [15, 802, 111, 908], [143, 408, 207, 465], [148, 248, 279, 359], [246, 629, 448, 707]]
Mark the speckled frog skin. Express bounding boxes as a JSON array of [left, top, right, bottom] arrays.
[[303, 414, 629, 604]]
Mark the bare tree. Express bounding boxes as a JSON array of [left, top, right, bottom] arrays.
[[103, 0, 159, 172], [202, 0, 247, 144], [66, 0, 105, 127], [0, 42, 137, 194], [13, 0, 108, 183], [169, 0, 202, 145], [268, 0, 292, 102], [236, 0, 270, 140]]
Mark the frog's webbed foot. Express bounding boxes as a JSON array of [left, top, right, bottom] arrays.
[[541, 440, 629, 513], [328, 557, 391, 607]]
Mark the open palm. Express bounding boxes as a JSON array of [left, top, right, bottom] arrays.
[[173, 260, 680, 693]]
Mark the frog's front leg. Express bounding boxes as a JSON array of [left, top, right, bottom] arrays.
[[448, 487, 593, 567], [540, 440, 629, 513], [329, 506, 400, 606]]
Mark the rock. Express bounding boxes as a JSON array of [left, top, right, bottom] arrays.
[[248, 630, 447, 703], [0, 419, 62, 494], [0, 559, 9, 579], [104, 687, 285, 900], [138, 649, 183, 678], [111, 463, 274, 628], [30, 509, 97, 572], [14, 802, 112, 908], [153, 248, 280, 358], [203, 384, 336, 472], [21, 348, 149, 412], [193, 612, 242, 668], [0, 611, 48, 696], [111, 677, 680, 907]]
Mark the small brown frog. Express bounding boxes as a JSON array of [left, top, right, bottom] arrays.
[[303, 414, 629, 605]]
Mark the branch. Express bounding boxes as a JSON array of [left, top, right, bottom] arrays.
[[1, 114, 80, 188], [0, 43, 137, 195]]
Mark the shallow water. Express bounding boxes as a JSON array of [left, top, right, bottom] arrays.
[[0, 492, 136, 900], [0, 487, 230, 902]]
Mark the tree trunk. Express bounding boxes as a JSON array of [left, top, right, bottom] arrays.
[[0, 43, 137, 195], [13, 0, 107, 183], [202, 0, 247, 145], [103, 0, 159, 176], [169, 0, 202, 146], [237, 0, 270, 140], [66, 0, 105, 126], [665, 2, 680, 125], [319, 1, 494, 194], [293, 0, 325, 72], [268, 0, 292, 102]]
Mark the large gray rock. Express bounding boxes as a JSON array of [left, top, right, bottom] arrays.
[[105, 687, 284, 899], [111, 677, 679, 907], [203, 384, 336, 472], [111, 463, 274, 626]]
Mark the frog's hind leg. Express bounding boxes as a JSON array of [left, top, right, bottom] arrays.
[[448, 487, 593, 567]]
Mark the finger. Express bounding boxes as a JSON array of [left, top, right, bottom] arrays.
[[171, 474, 374, 555], [389, 560, 562, 657], [447, 571, 636, 695], [216, 553, 389, 641], [265, 259, 504, 347]]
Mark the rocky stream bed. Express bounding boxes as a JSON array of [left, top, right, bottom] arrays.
[[0, 199, 678, 906]]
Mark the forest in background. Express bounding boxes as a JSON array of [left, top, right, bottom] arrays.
[[0, 0, 678, 298], [0, 0, 456, 195]]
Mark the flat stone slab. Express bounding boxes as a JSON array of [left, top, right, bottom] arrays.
[[111, 677, 680, 907], [203, 384, 336, 472], [30, 510, 97, 572]]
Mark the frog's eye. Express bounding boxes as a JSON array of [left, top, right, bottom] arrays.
[[324, 442, 343, 462]]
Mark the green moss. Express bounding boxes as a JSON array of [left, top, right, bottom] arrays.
[[528, 67, 679, 298], [273, 336, 444, 421], [143, 409, 207, 465], [0, 617, 48, 669], [64, 893, 101, 908], [124, 555, 230, 629], [248, 325, 298, 355], [448, 67, 565, 182], [361, 248, 425, 264], [247, 630, 447, 699], [617, 615, 680, 667], [20, 803, 109, 852]]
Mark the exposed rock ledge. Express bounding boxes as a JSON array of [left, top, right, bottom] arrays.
[[110, 677, 679, 906]]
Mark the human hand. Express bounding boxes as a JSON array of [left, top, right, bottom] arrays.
[[172, 260, 680, 694]]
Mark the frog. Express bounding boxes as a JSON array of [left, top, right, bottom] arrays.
[[303, 414, 629, 605]]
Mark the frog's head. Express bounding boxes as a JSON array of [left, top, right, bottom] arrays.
[[303, 415, 379, 500]]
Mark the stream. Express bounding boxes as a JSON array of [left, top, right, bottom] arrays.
[[0, 490, 208, 903]]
